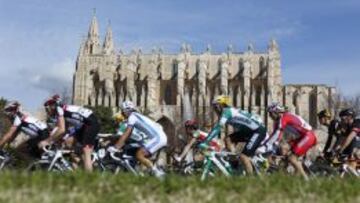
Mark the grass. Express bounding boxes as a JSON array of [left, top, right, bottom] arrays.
[[0, 172, 359, 203]]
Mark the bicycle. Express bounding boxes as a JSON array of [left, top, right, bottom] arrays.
[[27, 145, 74, 172]]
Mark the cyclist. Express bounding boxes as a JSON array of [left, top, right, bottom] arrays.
[[39, 95, 100, 172], [200, 95, 267, 175], [113, 112, 150, 144], [317, 109, 345, 157], [265, 102, 317, 180], [174, 119, 221, 162], [335, 108, 360, 164], [0, 101, 49, 157], [108, 101, 167, 177]]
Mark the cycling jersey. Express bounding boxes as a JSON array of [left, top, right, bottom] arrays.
[[323, 119, 344, 153], [116, 122, 150, 143], [56, 105, 93, 128], [12, 114, 47, 138], [341, 119, 360, 155], [268, 112, 313, 144], [192, 130, 221, 151], [54, 105, 98, 146], [127, 112, 163, 139], [126, 112, 167, 154], [349, 119, 360, 136], [267, 112, 316, 156], [205, 107, 265, 143]]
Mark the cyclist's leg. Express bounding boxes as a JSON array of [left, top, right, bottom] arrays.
[[81, 115, 100, 172], [136, 148, 153, 168], [241, 129, 266, 174], [289, 131, 317, 180], [228, 131, 247, 152], [140, 132, 167, 175]]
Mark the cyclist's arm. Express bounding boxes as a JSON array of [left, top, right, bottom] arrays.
[[204, 123, 222, 144], [114, 126, 132, 149], [264, 118, 286, 147], [203, 109, 231, 144], [178, 137, 197, 160], [339, 131, 356, 153], [47, 116, 65, 143], [323, 133, 334, 153], [0, 126, 18, 148]]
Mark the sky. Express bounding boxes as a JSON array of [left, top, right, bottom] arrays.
[[0, 0, 359, 112]]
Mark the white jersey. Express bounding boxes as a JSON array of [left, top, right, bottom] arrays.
[[56, 105, 93, 128], [127, 112, 164, 139], [13, 114, 47, 138], [116, 122, 150, 142]]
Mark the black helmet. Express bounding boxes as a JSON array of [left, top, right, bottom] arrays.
[[339, 108, 355, 118], [317, 109, 331, 118]]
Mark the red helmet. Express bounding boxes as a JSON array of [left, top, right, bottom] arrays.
[[44, 94, 62, 107], [3, 101, 20, 117], [184, 119, 199, 129]]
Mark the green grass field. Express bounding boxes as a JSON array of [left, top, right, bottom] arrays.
[[0, 172, 359, 203]]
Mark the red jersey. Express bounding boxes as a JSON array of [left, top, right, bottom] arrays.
[[270, 112, 313, 143], [193, 130, 221, 151]]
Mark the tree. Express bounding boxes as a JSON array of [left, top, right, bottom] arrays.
[[86, 105, 115, 133], [0, 98, 10, 135], [330, 87, 360, 116]]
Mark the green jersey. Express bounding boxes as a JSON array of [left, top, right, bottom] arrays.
[[205, 107, 265, 143]]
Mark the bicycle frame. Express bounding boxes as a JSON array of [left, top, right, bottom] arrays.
[[201, 150, 233, 181], [109, 151, 140, 175], [39, 147, 74, 172]]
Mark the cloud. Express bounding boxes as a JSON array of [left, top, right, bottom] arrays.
[[23, 58, 74, 93]]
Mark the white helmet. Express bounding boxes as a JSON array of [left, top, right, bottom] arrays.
[[267, 102, 285, 113], [121, 101, 136, 113]]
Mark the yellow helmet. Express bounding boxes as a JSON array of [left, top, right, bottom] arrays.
[[113, 113, 125, 123], [212, 95, 231, 106], [317, 109, 331, 118]]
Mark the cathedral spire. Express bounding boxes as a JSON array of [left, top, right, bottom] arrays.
[[88, 9, 99, 39], [268, 38, 279, 52], [84, 9, 101, 55], [103, 20, 115, 55]]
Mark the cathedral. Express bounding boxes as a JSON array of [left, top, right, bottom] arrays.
[[73, 14, 335, 146]]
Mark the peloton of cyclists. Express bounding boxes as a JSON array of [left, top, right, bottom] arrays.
[[1, 93, 358, 177]]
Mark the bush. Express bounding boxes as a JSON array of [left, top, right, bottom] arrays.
[[86, 105, 115, 133]]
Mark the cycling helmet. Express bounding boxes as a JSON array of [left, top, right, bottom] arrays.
[[113, 113, 125, 123], [121, 101, 136, 113], [212, 95, 231, 106], [317, 109, 331, 118], [339, 108, 355, 117], [184, 119, 199, 129], [3, 101, 20, 117], [267, 102, 285, 113], [44, 94, 62, 107]]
